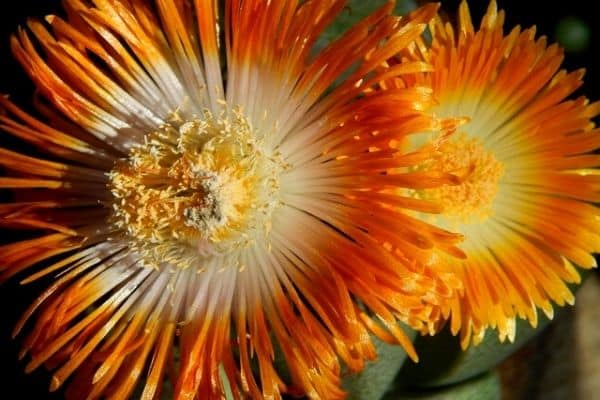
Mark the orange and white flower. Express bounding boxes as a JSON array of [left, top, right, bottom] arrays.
[[0, 1, 463, 399], [388, 0, 600, 348]]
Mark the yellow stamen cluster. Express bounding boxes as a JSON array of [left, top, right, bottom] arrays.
[[420, 134, 504, 223], [109, 110, 283, 269]]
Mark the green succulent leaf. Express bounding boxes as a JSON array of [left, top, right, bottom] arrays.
[[396, 271, 591, 388], [317, 0, 417, 48], [342, 329, 417, 400], [396, 315, 553, 388], [384, 372, 501, 400]]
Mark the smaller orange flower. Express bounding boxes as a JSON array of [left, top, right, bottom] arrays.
[[385, 0, 600, 348]]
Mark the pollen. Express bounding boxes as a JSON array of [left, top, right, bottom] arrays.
[[108, 109, 283, 269], [419, 134, 504, 222]]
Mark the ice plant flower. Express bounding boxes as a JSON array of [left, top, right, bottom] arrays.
[[0, 1, 464, 399], [390, 0, 600, 348]]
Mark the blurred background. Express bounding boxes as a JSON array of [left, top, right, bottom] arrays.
[[0, 1, 597, 399]]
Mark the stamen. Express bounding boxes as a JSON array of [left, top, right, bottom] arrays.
[[108, 109, 284, 269], [418, 133, 504, 222]]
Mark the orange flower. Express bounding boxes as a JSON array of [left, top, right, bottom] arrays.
[[387, 0, 600, 348], [0, 1, 462, 399]]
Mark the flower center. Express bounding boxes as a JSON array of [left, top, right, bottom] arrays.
[[108, 110, 282, 268], [419, 134, 504, 223]]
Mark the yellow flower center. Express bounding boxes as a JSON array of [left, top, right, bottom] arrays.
[[420, 134, 504, 223], [108, 110, 283, 268]]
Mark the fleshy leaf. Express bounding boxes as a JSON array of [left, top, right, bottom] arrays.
[[385, 372, 500, 400], [317, 0, 417, 48], [343, 329, 417, 400], [397, 272, 592, 387], [396, 316, 552, 387]]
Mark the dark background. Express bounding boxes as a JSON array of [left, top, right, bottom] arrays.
[[0, 1, 597, 398]]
